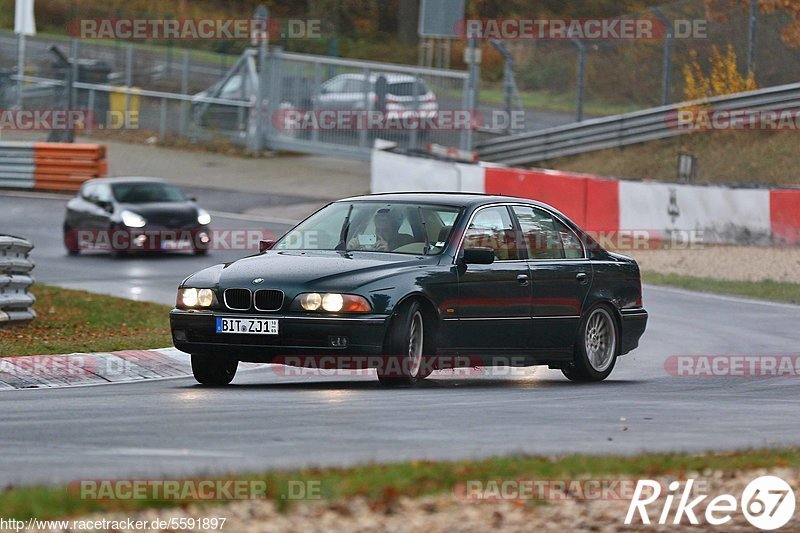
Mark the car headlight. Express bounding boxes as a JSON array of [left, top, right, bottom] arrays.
[[197, 209, 212, 225], [121, 210, 146, 228], [177, 288, 215, 309], [293, 293, 371, 313]]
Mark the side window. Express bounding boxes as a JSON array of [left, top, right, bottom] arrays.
[[344, 78, 367, 93], [95, 184, 112, 203], [512, 206, 564, 260], [464, 206, 521, 261], [81, 183, 97, 202], [322, 77, 346, 93], [555, 219, 585, 259]]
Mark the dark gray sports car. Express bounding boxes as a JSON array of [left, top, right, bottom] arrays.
[[170, 193, 648, 386]]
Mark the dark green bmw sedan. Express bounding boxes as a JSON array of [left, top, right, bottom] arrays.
[[170, 193, 648, 386]]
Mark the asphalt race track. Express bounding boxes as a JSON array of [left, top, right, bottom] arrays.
[[2, 193, 799, 487]]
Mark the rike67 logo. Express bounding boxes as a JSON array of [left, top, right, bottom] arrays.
[[625, 476, 795, 530]]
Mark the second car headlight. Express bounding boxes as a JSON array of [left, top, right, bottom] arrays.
[[294, 293, 371, 313], [121, 210, 146, 228], [197, 209, 212, 225], [178, 288, 215, 308]]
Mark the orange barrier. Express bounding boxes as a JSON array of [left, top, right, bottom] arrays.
[[32, 142, 107, 191]]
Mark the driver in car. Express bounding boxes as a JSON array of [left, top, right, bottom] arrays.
[[348, 209, 404, 251]]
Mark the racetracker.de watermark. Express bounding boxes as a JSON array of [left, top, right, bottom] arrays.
[[67, 229, 275, 253], [67, 18, 322, 40], [665, 355, 800, 377], [273, 109, 525, 132], [0, 109, 137, 130], [70, 479, 321, 501], [671, 108, 800, 131], [455, 18, 708, 40]]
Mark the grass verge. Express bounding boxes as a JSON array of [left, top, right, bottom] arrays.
[[1, 448, 798, 520], [0, 285, 172, 357], [540, 130, 800, 187], [643, 272, 800, 305]]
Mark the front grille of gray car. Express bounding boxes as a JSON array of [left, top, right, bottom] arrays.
[[223, 288, 251, 311]]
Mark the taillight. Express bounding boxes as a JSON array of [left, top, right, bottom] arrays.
[[636, 276, 643, 307]]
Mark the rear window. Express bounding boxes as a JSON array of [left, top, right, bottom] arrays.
[[112, 183, 186, 204]]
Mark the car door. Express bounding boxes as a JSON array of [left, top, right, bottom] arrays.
[[451, 205, 531, 352], [512, 205, 593, 350]]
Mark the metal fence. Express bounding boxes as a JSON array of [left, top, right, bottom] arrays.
[[6, 42, 471, 160], [485, 0, 800, 128], [476, 82, 800, 166], [0, 235, 36, 327]]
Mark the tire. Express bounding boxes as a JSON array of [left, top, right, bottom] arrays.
[[64, 225, 80, 256], [193, 247, 209, 256], [191, 354, 238, 386], [562, 305, 619, 382], [377, 301, 429, 387]]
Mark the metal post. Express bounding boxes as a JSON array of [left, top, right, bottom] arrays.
[[409, 70, 420, 151], [178, 50, 189, 136], [70, 39, 79, 111], [465, 35, 480, 150], [312, 61, 321, 143], [159, 97, 167, 141], [125, 43, 133, 120], [15, 33, 25, 109], [651, 8, 673, 106], [747, 0, 758, 76], [358, 67, 370, 149], [87, 89, 95, 136], [573, 38, 586, 122], [253, 5, 269, 153]]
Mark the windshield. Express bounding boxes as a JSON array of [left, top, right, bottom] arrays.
[[112, 183, 187, 204], [275, 202, 461, 255]]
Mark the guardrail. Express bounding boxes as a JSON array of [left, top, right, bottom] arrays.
[[0, 142, 107, 191], [476, 82, 800, 166], [0, 235, 36, 327]]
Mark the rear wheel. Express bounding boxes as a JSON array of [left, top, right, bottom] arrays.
[[191, 354, 238, 386], [562, 305, 618, 382], [377, 301, 428, 387]]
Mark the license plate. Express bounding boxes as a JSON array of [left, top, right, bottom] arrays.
[[216, 317, 278, 335], [161, 239, 192, 250]]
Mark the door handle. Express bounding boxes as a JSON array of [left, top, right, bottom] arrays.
[[576, 272, 589, 285], [517, 274, 530, 285]]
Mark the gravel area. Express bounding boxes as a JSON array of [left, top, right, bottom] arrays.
[[42, 467, 798, 532], [630, 245, 800, 284]]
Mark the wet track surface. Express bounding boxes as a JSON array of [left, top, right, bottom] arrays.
[[1, 193, 799, 486]]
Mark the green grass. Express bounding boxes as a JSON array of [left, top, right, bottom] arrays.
[[0, 285, 172, 357], [1, 448, 798, 520], [643, 272, 800, 305], [479, 86, 642, 117], [541, 130, 800, 187]]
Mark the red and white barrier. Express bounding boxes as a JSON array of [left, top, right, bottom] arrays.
[[371, 147, 800, 245]]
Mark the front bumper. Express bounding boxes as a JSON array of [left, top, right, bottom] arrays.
[[170, 309, 390, 362], [619, 307, 648, 355]]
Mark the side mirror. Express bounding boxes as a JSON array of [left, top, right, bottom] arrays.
[[189, 196, 197, 202], [461, 248, 495, 265], [97, 200, 113, 212], [259, 239, 276, 253]]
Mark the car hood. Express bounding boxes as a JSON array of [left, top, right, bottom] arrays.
[[119, 202, 199, 227], [198, 250, 435, 292]]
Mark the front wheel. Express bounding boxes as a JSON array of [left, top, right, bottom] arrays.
[[377, 301, 428, 387], [191, 354, 238, 386], [562, 305, 619, 382]]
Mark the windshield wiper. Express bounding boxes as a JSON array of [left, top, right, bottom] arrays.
[[336, 204, 354, 251], [417, 206, 430, 255]]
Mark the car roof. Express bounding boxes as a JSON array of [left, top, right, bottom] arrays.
[[332, 73, 420, 84], [82, 177, 168, 186], [336, 192, 551, 209]]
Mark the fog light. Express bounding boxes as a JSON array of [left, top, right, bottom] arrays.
[[134, 234, 147, 247], [173, 330, 187, 341], [198, 232, 210, 245], [329, 336, 348, 347]]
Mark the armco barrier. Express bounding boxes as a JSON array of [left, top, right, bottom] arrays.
[[0, 142, 107, 191], [371, 147, 800, 245], [0, 235, 36, 327]]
